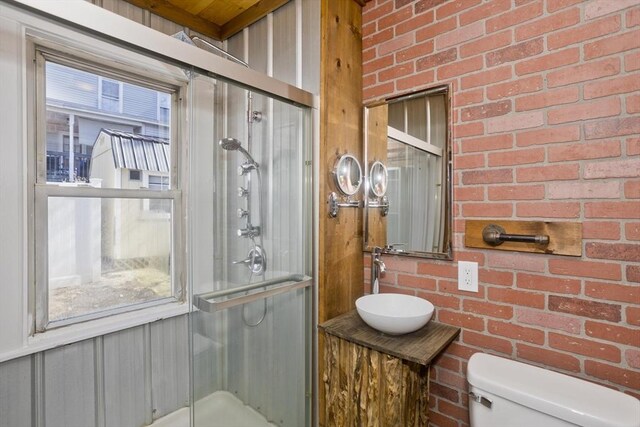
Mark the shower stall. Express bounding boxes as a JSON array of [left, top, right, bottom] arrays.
[[187, 68, 314, 427]]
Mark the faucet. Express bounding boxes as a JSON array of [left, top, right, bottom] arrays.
[[371, 247, 386, 294]]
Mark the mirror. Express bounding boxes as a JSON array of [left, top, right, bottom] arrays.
[[364, 85, 452, 259], [333, 154, 363, 196]]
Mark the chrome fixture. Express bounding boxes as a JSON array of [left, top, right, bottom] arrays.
[[238, 186, 249, 197], [328, 154, 363, 218], [371, 247, 386, 295], [482, 224, 550, 246], [237, 226, 261, 239], [237, 208, 249, 218], [238, 162, 257, 176], [368, 195, 390, 217], [233, 246, 266, 274], [220, 137, 259, 168], [327, 192, 361, 218]]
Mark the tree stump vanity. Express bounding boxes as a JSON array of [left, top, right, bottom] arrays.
[[319, 311, 460, 427]]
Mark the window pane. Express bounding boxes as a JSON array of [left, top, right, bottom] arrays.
[[45, 61, 172, 186], [47, 196, 172, 322]]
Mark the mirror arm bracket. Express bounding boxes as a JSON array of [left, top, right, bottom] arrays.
[[328, 192, 362, 218], [367, 195, 389, 216]]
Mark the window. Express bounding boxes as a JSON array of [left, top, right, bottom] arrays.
[[33, 48, 183, 332]]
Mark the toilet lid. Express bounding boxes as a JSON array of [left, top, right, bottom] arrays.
[[467, 353, 640, 427]]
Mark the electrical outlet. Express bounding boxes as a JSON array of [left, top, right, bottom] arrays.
[[458, 261, 478, 292]]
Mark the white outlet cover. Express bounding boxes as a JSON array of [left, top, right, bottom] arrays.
[[458, 261, 478, 292]]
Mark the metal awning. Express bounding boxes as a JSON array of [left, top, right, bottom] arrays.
[[100, 129, 170, 172]]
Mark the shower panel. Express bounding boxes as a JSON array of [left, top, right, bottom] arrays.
[[190, 68, 312, 427]]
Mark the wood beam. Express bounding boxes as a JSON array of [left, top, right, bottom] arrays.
[[220, 0, 290, 40], [122, 0, 222, 40]]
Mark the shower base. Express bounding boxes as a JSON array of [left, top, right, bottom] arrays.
[[151, 390, 276, 427]]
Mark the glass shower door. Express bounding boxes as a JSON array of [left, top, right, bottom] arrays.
[[189, 71, 313, 427]]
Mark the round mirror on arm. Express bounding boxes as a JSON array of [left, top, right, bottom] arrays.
[[333, 154, 363, 196], [369, 161, 388, 198]]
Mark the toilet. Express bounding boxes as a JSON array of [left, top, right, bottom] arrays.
[[467, 353, 640, 427]]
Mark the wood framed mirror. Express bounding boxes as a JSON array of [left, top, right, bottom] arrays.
[[364, 85, 453, 259]]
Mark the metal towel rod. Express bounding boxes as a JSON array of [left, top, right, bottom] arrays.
[[482, 224, 550, 246]]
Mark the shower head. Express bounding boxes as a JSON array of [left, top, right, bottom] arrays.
[[219, 138, 259, 168]]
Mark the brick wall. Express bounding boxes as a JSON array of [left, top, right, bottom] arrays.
[[362, 0, 640, 425]]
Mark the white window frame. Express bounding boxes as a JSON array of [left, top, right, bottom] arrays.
[[29, 41, 186, 335]]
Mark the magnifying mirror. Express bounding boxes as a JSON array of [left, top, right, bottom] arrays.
[[333, 154, 362, 196], [369, 161, 388, 198]]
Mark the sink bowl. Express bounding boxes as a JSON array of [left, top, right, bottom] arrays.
[[355, 293, 434, 335]]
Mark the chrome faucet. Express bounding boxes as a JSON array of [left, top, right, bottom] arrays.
[[371, 247, 386, 294]]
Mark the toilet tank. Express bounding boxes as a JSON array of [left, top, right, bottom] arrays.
[[467, 353, 640, 427]]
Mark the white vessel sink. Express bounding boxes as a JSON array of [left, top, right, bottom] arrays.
[[355, 293, 434, 335]]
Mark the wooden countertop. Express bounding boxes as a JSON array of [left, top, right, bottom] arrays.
[[319, 310, 460, 366]]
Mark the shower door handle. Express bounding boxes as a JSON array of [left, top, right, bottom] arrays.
[[193, 274, 312, 313]]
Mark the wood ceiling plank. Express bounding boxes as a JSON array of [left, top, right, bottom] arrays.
[[123, 0, 222, 39], [220, 0, 290, 40], [169, 0, 216, 15], [198, 0, 258, 26]]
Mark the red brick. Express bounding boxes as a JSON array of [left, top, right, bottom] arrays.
[[548, 181, 620, 200], [363, 1, 394, 22], [460, 30, 512, 58], [517, 343, 581, 372], [428, 411, 458, 427], [378, 32, 414, 56], [515, 86, 579, 111], [438, 310, 485, 331], [548, 295, 622, 322], [488, 287, 545, 309], [549, 259, 622, 281], [487, 111, 544, 133], [584, 158, 640, 179], [377, 4, 414, 31], [586, 320, 640, 347], [463, 330, 513, 354], [486, 1, 544, 33], [434, 354, 461, 373], [488, 184, 544, 200], [363, 82, 394, 101], [582, 221, 621, 240], [363, 28, 394, 50], [462, 134, 512, 153], [585, 75, 640, 100], [416, 290, 461, 310], [414, 0, 447, 14], [395, 40, 434, 62], [628, 138, 640, 155], [396, 70, 435, 91], [417, 262, 458, 278], [584, 0, 639, 20], [397, 274, 436, 290], [461, 65, 512, 90], [585, 201, 640, 219], [584, 117, 640, 140], [585, 360, 640, 388], [462, 100, 511, 121], [489, 147, 544, 166], [362, 22, 376, 38], [436, 0, 482, 20], [489, 320, 545, 344], [586, 242, 640, 262], [487, 252, 546, 272], [516, 164, 579, 182], [547, 57, 620, 88], [515, 47, 580, 75], [463, 203, 514, 217], [517, 273, 581, 294], [626, 349, 640, 370], [585, 29, 640, 60], [416, 48, 457, 71], [625, 51, 640, 71], [627, 306, 640, 325], [363, 47, 376, 63], [627, 222, 640, 239], [459, 0, 511, 26], [436, 20, 484, 50], [516, 8, 581, 41], [516, 125, 580, 147], [363, 55, 394, 75], [438, 56, 484, 80], [464, 300, 513, 319], [378, 62, 415, 82], [628, 94, 640, 114], [462, 169, 513, 185], [453, 88, 484, 107], [430, 382, 460, 403], [516, 201, 581, 218], [628, 7, 640, 27], [438, 400, 470, 425], [486, 38, 544, 67], [454, 154, 485, 170], [547, 15, 621, 50], [549, 333, 621, 363], [479, 269, 514, 286], [548, 97, 621, 125], [515, 308, 582, 334], [363, 74, 376, 88], [548, 140, 622, 162], [455, 122, 484, 138], [488, 76, 543, 101], [598, 287, 640, 314], [416, 16, 457, 42]]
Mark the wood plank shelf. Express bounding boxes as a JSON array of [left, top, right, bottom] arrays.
[[319, 311, 460, 427]]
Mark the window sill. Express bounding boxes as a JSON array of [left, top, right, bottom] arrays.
[[0, 302, 189, 363]]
